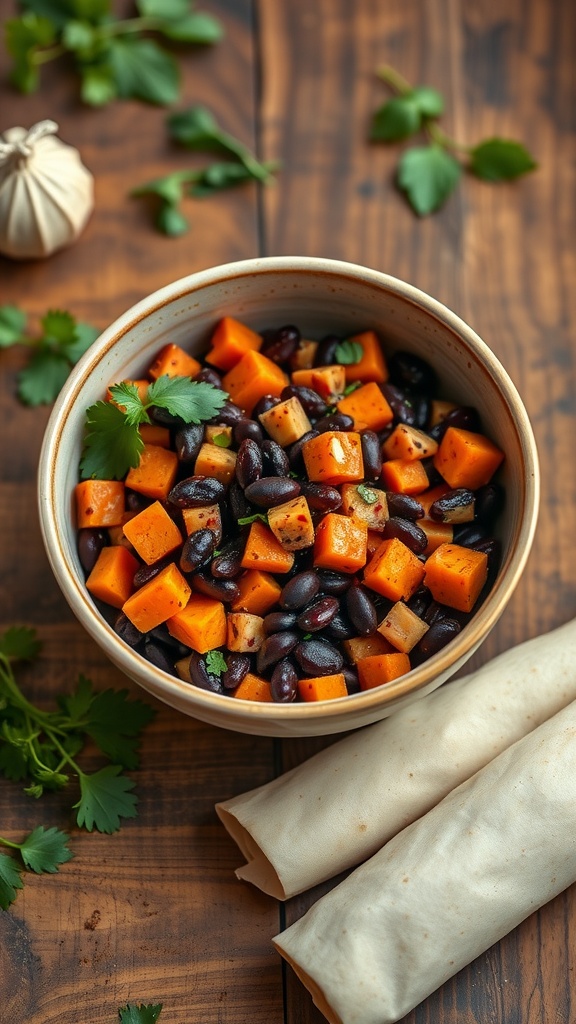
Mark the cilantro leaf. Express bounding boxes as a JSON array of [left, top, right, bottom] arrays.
[[0, 306, 27, 348], [108, 37, 179, 105], [118, 1004, 163, 1024], [357, 483, 378, 504], [131, 170, 195, 205], [397, 144, 461, 215], [18, 826, 73, 873], [40, 309, 78, 347], [148, 375, 228, 421], [237, 512, 268, 526], [335, 340, 363, 365], [411, 85, 444, 118], [108, 383, 152, 426], [211, 431, 231, 447], [157, 204, 190, 237], [65, 321, 100, 363], [5, 13, 56, 92], [17, 349, 71, 406], [80, 401, 143, 480], [85, 688, 156, 770], [470, 138, 538, 182], [74, 765, 138, 833], [0, 626, 41, 661], [168, 106, 274, 184], [0, 853, 24, 910], [57, 673, 94, 723], [205, 650, 227, 677], [189, 161, 274, 197], [371, 97, 421, 142], [80, 63, 118, 106]]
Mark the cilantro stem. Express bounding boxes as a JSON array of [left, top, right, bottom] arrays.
[[426, 119, 470, 155], [375, 63, 413, 96], [31, 44, 66, 65]]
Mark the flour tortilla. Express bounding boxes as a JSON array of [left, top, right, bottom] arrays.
[[273, 697, 576, 1024], [216, 618, 576, 899]]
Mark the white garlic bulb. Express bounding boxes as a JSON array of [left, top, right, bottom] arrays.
[[0, 119, 94, 260]]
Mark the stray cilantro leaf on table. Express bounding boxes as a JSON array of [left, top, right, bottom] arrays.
[[0, 827, 73, 910], [118, 1003, 163, 1024], [80, 374, 228, 480], [4, 0, 222, 106], [0, 304, 99, 406], [370, 63, 537, 215]]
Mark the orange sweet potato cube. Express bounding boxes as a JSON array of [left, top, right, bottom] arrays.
[[240, 521, 295, 574], [291, 365, 346, 399], [122, 500, 182, 565], [357, 652, 411, 690], [138, 423, 171, 448], [166, 593, 227, 653], [433, 427, 504, 490], [302, 431, 364, 486], [125, 443, 179, 501], [206, 316, 263, 371], [381, 457, 429, 495], [148, 342, 201, 380], [420, 519, 454, 555], [231, 570, 282, 615], [75, 479, 125, 529], [313, 513, 367, 573], [298, 674, 348, 701], [86, 545, 139, 609], [336, 382, 393, 432], [233, 672, 274, 702], [343, 331, 389, 385], [424, 542, 488, 613], [222, 350, 288, 415], [363, 536, 425, 601], [122, 563, 191, 633]]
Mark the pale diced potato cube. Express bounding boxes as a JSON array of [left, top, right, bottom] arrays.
[[377, 601, 429, 653], [226, 612, 266, 653], [181, 504, 222, 544], [340, 484, 389, 531], [258, 396, 312, 446], [268, 495, 315, 550], [194, 442, 237, 485], [204, 424, 233, 446]]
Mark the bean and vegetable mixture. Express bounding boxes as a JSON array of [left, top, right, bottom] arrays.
[[75, 317, 505, 703]]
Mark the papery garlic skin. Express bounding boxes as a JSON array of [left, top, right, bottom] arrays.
[[0, 119, 94, 260]]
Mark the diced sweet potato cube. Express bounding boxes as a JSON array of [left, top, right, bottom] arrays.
[[233, 672, 273, 702], [303, 431, 364, 486], [424, 542, 488, 613], [420, 519, 454, 555], [125, 443, 179, 501], [182, 504, 222, 544], [122, 563, 191, 633], [363, 536, 425, 601], [166, 593, 226, 653], [336, 382, 393, 432], [240, 521, 295, 573], [226, 612, 266, 653], [122, 500, 182, 565], [298, 674, 348, 701], [258, 396, 312, 447], [267, 496, 315, 551], [205, 316, 262, 371], [343, 330, 389, 385], [138, 423, 171, 448], [291, 365, 346, 399], [290, 339, 318, 371], [342, 633, 395, 664], [381, 458, 429, 495], [433, 426, 504, 490], [340, 483, 389, 531], [194, 442, 237, 485], [313, 513, 367, 573], [75, 480, 125, 529], [222, 350, 288, 415], [204, 424, 233, 446], [86, 545, 139, 609], [377, 601, 430, 653], [357, 652, 411, 690], [231, 570, 282, 615], [148, 342, 201, 380], [383, 424, 438, 461]]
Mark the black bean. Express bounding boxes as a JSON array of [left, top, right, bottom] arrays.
[[261, 439, 291, 477], [150, 405, 184, 427], [221, 653, 251, 690], [297, 596, 340, 632], [471, 537, 502, 579], [210, 400, 244, 426], [236, 438, 263, 489], [345, 584, 378, 636], [228, 480, 251, 522], [133, 554, 173, 589], [424, 600, 449, 626], [389, 350, 438, 395], [342, 665, 361, 695], [294, 638, 343, 676], [234, 418, 264, 446], [360, 431, 382, 481], [180, 529, 215, 573], [429, 488, 475, 524], [210, 537, 244, 579], [252, 394, 281, 419], [382, 516, 428, 555], [268, 659, 298, 702], [261, 324, 301, 364], [174, 423, 205, 464], [411, 618, 461, 664], [169, 475, 225, 508], [194, 367, 223, 388], [314, 413, 354, 433], [125, 489, 150, 512], [385, 492, 425, 520], [78, 528, 108, 574], [299, 482, 342, 512], [453, 523, 487, 547], [316, 569, 353, 595], [324, 612, 355, 641], [281, 384, 327, 420], [287, 429, 319, 471], [114, 611, 143, 648], [314, 334, 341, 366], [407, 585, 433, 620], [280, 570, 321, 610], [187, 652, 223, 693], [256, 631, 300, 673], [380, 382, 418, 426], [474, 483, 505, 526], [148, 624, 189, 655], [244, 477, 301, 508], [263, 610, 298, 634], [142, 640, 176, 675], [192, 573, 240, 603]]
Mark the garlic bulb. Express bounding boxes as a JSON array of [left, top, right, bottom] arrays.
[[0, 119, 94, 260]]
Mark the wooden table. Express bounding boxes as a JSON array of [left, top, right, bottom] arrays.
[[1, 0, 575, 1021]]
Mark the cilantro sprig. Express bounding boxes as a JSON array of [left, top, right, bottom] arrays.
[[205, 650, 227, 677], [335, 339, 363, 365], [0, 627, 155, 840], [118, 1005, 163, 1024], [0, 826, 73, 910], [81, 374, 228, 480], [371, 64, 537, 215], [0, 305, 99, 406], [5, 0, 222, 106]]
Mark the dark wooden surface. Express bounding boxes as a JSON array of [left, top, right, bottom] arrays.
[[1, 1, 575, 1021]]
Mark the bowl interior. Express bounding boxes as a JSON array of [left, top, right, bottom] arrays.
[[39, 258, 539, 737]]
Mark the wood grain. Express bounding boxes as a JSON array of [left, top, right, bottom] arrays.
[[1, 0, 575, 1021]]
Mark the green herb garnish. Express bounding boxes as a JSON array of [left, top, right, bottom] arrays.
[[0, 627, 155, 838], [211, 431, 232, 448], [237, 513, 268, 526], [371, 64, 537, 215], [205, 650, 227, 677], [118, 1004, 163, 1024], [0, 305, 99, 406], [0, 826, 73, 910], [335, 340, 364, 365], [80, 374, 228, 480], [5, 0, 222, 105], [357, 483, 378, 504]]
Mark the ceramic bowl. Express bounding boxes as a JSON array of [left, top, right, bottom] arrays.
[[38, 256, 539, 737]]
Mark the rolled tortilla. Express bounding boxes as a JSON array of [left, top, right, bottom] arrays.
[[273, 698, 576, 1024], [216, 618, 576, 899]]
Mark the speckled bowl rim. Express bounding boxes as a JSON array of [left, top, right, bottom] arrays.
[[38, 256, 540, 732]]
